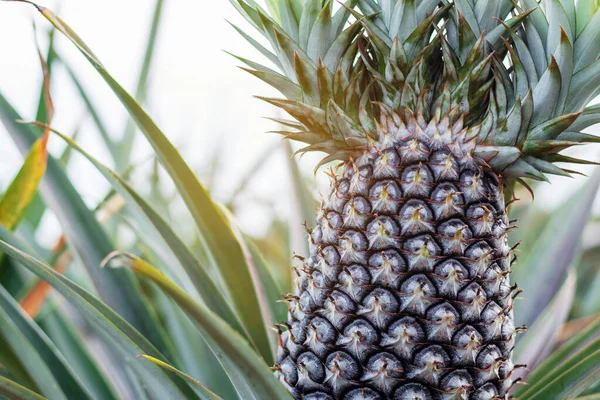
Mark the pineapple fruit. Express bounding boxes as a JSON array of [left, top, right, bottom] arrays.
[[232, 0, 600, 398], [3, 0, 600, 399], [283, 113, 515, 399]]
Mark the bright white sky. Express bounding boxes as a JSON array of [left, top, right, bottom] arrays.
[[0, 0, 598, 244]]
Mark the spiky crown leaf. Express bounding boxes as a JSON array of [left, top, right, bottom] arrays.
[[231, 0, 600, 181]]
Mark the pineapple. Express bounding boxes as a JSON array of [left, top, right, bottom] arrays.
[[231, 0, 600, 398], [1, 0, 600, 399]]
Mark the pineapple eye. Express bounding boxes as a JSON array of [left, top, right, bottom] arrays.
[[366, 216, 400, 250], [438, 219, 473, 255], [402, 163, 434, 197], [324, 351, 361, 394], [296, 352, 325, 382], [439, 370, 473, 397], [392, 383, 434, 400], [369, 180, 403, 214], [399, 199, 434, 235], [429, 150, 460, 181], [425, 302, 460, 342], [363, 352, 405, 393], [404, 235, 441, 272], [373, 148, 401, 179], [358, 288, 400, 329], [410, 345, 450, 384], [343, 387, 383, 400]]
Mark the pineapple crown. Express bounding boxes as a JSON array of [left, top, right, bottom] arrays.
[[230, 0, 600, 182]]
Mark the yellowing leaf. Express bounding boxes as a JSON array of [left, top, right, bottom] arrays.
[[0, 132, 49, 230]]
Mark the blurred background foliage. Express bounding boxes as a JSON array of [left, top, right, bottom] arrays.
[[0, 0, 599, 399]]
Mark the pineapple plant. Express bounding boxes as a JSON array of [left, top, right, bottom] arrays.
[[0, 1, 599, 400], [230, 0, 600, 398]]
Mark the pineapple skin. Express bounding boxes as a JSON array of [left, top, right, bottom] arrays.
[[276, 111, 516, 400]]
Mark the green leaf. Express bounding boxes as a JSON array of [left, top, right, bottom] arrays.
[[552, 27, 574, 115], [0, 285, 93, 399], [0, 335, 38, 393], [0, 133, 48, 231], [37, 309, 119, 400], [307, 0, 332, 60], [46, 126, 252, 346], [395, 0, 416, 42], [139, 355, 222, 400], [220, 205, 287, 339], [298, 0, 322, 49], [239, 65, 302, 100], [515, 269, 576, 372], [322, 21, 361, 72], [571, 104, 600, 131], [116, 0, 165, 172], [294, 51, 320, 104], [226, 21, 283, 71], [524, 17, 549, 78], [514, 170, 600, 328], [0, 92, 172, 359], [485, 9, 535, 51], [566, 59, 600, 112], [121, 254, 291, 399], [516, 315, 600, 398], [455, 0, 481, 36], [523, 0, 549, 41], [244, 236, 287, 324], [576, 0, 600, 35], [574, 10, 600, 72], [0, 238, 199, 400], [546, 0, 573, 60], [0, 376, 47, 400], [531, 56, 562, 126], [278, 0, 299, 41], [521, 349, 600, 399], [157, 297, 237, 399], [0, 292, 67, 400], [527, 112, 581, 141], [23, 3, 274, 364]]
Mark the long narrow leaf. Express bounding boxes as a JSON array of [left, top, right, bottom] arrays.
[[514, 170, 600, 327], [515, 269, 576, 375], [155, 295, 237, 399], [0, 376, 46, 400], [0, 285, 93, 399], [0, 238, 199, 400], [522, 349, 600, 399], [0, 132, 48, 231], [516, 315, 600, 397], [140, 355, 223, 400], [0, 294, 67, 400], [0, 92, 172, 359], [38, 309, 120, 400], [116, 254, 290, 399], [41, 124, 252, 344], [117, 0, 165, 171], [28, 4, 274, 363]]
